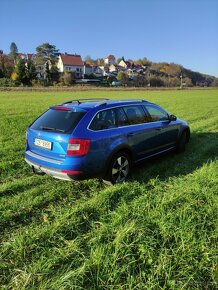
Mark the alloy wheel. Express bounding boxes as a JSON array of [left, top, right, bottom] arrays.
[[111, 156, 129, 183]]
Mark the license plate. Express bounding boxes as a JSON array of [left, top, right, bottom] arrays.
[[34, 138, 52, 150]]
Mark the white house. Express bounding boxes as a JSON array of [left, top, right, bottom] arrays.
[[108, 64, 123, 73], [104, 55, 116, 65], [84, 62, 95, 75], [57, 54, 84, 78], [119, 59, 132, 69]]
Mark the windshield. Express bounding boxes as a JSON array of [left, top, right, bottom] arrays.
[[30, 109, 86, 133]]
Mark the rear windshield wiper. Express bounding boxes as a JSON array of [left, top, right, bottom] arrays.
[[40, 126, 65, 133]]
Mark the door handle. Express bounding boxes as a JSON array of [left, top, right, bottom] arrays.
[[127, 132, 135, 137]]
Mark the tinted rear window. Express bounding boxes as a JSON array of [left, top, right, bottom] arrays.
[[30, 109, 85, 133]]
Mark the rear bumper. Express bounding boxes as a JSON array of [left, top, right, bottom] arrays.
[[25, 158, 84, 181]]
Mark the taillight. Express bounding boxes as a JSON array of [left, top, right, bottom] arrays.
[[67, 138, 91, 156]]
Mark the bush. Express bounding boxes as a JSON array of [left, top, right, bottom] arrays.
[[149, 76, 164, 87], [0, 78, 20, 87], [59, 72, 75, 86]]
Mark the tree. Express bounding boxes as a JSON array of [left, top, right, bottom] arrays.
[[211, 78, 218, 87], [25, 60, 37, 84], [14, 59, 26, 84], [134, 57, 151, 66], [59, 72, 74, 86], [166, 63, 181, 77], [0, 54, 14, 78], [166, 76, 180, 87], [35, 42, 59, 65], [44, 62, 51, 82], [116, 71, 128, 84], [49, 64, 59, 83], [14, 59, 37, 85], [84, 55, 94, 65], [10, 42, 18, 63], [132, 75, 146, 87], [149, 76, 164, 87], [183, 77, 193, 87]]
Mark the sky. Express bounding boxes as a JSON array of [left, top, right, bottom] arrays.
[[0, 0, 217, 76]]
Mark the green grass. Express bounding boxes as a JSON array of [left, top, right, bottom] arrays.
[[0, 89, 217, 289]]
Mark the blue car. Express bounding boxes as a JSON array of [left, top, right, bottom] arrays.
[[25, 98, 190, 184]]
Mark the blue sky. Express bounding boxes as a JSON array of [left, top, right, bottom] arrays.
[[0, 0, 217, 76]]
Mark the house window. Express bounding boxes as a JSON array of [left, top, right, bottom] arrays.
[[76, 68, 79, 72]]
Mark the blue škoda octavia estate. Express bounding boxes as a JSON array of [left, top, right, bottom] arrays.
[[25, 98, 190, 185]]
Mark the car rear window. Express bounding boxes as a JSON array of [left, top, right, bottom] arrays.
[[30, 109, 86, 133]]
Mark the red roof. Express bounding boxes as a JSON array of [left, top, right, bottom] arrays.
[[60, 54, 83, 66], [105, 54, 115, 60]]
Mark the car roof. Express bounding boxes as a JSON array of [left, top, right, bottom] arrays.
[[56, 98, 153, 111]]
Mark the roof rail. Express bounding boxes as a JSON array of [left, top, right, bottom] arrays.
[[118, 98, 147, 102], [62, 98, 110, 105]]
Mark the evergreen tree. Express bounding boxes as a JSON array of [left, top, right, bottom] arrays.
[[35, 43, 59, 65], [26, 60, 37, 84], [44, 62, 51, 84], [10, 42, 18, 63], [0, 54, 14, 78], [15, 59, 26, 84]]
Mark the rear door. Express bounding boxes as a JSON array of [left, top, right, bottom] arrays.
[[116, 105, 161, 160]]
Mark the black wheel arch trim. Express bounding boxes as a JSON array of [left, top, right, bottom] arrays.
[[178, 126, 190, 143], [104, 145, 134, 175]]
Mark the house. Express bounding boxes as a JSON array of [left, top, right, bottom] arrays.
[[97, 66, 109, 76], [16, 53, 35, 62], [84, 62, 95, 75], [119, 59, 132, 69], [104, 55, 116, 65], [109, 64, 123, 73], [17, 53, 27, 60], [57, 53, 84, 78]]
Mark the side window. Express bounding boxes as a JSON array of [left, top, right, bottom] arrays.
[[123, 105, 148, 125], [145, 105, 169, 122], [115, 107, 129, 127], [89, 109, 117, 131]]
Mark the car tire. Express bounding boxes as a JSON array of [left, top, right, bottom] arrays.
[[103, 151, 131, 185], [176, 131, 187, 153]]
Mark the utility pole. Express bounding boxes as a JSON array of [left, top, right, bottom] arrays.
[[180, 72, 183, 89]]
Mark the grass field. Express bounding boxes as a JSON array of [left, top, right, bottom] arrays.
[[0, 89, 217, 289]]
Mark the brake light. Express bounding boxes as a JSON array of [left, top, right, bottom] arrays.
[[54, 106, 70, 111], [67, 138, 91, 156]]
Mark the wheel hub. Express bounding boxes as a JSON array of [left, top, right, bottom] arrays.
[[112, 156, 129, 183]]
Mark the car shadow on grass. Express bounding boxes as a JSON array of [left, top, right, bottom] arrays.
[[130, 132, 218, 183]]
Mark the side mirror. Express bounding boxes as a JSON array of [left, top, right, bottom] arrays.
[[169, 114, 177, 121]]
